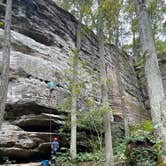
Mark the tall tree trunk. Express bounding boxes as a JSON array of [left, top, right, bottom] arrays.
[[70, 5, 82, 160], [133, 0, 166, 163], [113, 0, 129, 138], [0, 0, 12, 129], [97, 2, 114, 166], [114, 3, 122, 48], [132, 30, 137, 57], [114, 22, 119, 47]]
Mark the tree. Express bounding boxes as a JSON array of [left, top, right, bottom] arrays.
[[0, 0, 12, 129], [107, 0, 130, 138], [133, 0, 166, 163], [70, 0, 83, 160], [114, 50, 129, 138], [54, 0, 94, 160], [105, 0, 123, 47], [97, 1, 114, 165]]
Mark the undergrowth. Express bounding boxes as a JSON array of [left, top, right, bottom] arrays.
[[55, 151, 105, 166]]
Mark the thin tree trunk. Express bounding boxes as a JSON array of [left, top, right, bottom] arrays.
[[97, 2, 114, 166], [90, 114, 103, 150], [115, 24, 119, 48], [0, 0, 12, 129], [133, 0, 166, 163], [70, 5, 82, 160], [115, 0, 123, 48], [132, 30, 137, 57], [113, 0, 129, 138]]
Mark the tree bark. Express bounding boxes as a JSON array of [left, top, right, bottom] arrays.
[[133, 0, 166, 163], [114, 0, 123, 48], [97, 2, 114, 166], [70, 4, 82, 160], [113, 0, 129, 138], [0, 0, 12, 129]]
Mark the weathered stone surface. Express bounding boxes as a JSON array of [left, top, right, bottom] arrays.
[[0, 0, 148, 163]]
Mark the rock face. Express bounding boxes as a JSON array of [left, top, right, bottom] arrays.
[[0, 0, 150, 163]]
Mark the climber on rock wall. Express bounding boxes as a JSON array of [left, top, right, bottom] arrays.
[[47, 80, 56, 96], [47, 79, 64, 97]]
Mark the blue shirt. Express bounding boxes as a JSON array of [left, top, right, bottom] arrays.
[[48, 81, 55, 89], [51, 141, 59, 151]]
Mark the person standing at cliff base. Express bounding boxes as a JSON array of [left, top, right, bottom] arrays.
[[51, 137, 59, 156]]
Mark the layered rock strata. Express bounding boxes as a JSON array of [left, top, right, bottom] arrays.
[[0, 0, 149, 162]]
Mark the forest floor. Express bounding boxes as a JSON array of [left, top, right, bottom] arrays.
[[0, 162, 101, 166], [0, 160, 124, 166]]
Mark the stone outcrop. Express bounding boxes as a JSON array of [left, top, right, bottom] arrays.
[[0, 0, 150, 163]]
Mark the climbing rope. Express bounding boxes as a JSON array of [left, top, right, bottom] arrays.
[[48, 85, 58, 144], [49, 95, 52, 144]]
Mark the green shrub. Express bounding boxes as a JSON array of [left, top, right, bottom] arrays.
[[114, 142, 126, 160], [0, 21, 4, 28], [76, 151, 105, 162], [55, 151, 105, 166], [126, 121, 157, 165], [127, 146, 157, 166]]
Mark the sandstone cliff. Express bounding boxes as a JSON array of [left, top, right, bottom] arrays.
[[0, 0, 151, 163]]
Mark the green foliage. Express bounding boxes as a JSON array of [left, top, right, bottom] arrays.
[[78, 108, 102, 129], [81, 1, 92, 16], [125, 121, 157, 165], [125, 0, 135, 14], [128, 133, 156, 145], [131, 18, 137, 33], [77, 107, 103, 150], [113, 121, 157, 165], [142, 120, 154, 132], [100, 102, 112, 115], [76, 151, 105, 162], [126, 134, 157, 165], [72, 83, 81, 95], [55, 0, 93, 29], [127, 146, 157, 166], [130, 120, 154, 135], [114, 141, 127, 160], [0, 21, 4, 28], [84, 97, 95, 107], [55, 151, 105, 165], [58, 96, 72, 112], [55, 152, 73, 166], [156, 40, 166, 54], [148, 0, 166, 39]]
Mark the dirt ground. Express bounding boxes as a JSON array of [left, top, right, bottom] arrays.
[[0, 161, 102, 166]]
